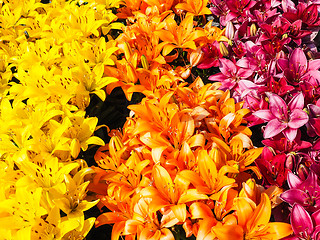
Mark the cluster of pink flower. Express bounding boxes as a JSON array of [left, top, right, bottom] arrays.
[[201, 0, 320, 238]]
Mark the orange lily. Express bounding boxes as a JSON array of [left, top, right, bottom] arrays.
[[178, 150, 238, 196], [155, 14, 205, 56], [140, 165, 208, 222], [226, 193, 293, 240], [175, 0, 212, 16]]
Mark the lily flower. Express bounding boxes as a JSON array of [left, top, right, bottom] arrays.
[[216, 193, 292, 240], [277, 48, 320, 86], [209, 58, 253, 91], [283, 203, 320, 240], [197, 41, 222, 69], [253, 92, 309, 141], [255, 147, 289, 187], [280, 171, 320, 212]]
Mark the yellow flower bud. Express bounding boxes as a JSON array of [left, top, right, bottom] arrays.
[[219, 42, 229, 57], [141, 55, 149, 70], [250, 23, 257, 36]]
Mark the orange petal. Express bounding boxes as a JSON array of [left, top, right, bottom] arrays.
[[246, 193, 271, 233], [211, 223, 243, 240], [153, 165, 175, 202], [189, 202, 214, 219], [233, 197, 256, 227], [267, 222, 293, 239], [171, 204, 187, 222]]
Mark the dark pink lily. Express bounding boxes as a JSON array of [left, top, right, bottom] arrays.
[[197, 41, 222, 69], [262, 131, 312, 154], [255, 147, 289, 187], [281, 171, 320, 212], [277, 48, 320, 86], [253, 92, 309, 141], [283, 2, 320, 28], [282, 203, 320, 240]]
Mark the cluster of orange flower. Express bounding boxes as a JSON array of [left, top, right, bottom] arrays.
[[89, 1, 293, 239]]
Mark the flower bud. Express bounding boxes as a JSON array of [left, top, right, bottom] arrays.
[[123, 42, 133, 60], [225, 21, 235, 40], [141, 55, 149, 70], [285, 154, 294, 171], [297, 164, 309, 181], [219, 42, 229, 57], [189, 47, 204, 67], [250, 23, 257, 36]]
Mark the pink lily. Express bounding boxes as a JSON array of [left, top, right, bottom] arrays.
[[277, 48, 320, 86], [281, 171, 320, 212], [208, 58, 253, 90], [282, 203, 320, 240], [253, 92, 309, 141]]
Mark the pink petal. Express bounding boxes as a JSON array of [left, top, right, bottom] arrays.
[[308, 104, 320, 117], [237, 67, 253, 79], [219, 58, 237, 76], [263, 119, 287, 139], [309, 118, 320, 136], [282, 128, 298, 142], [300, 171, 319, 196], [291, 203, 313, 236], [287, 172, 302, 189], [290, 48, 307, 76], [288, 92, 304, 110], [277, 58, 289, 71], [208, 73, 228, 82], [253, 110, 274, 121], [311, 209, 320, 226], [281, 189, 309, 207], [288, 109, 309, 129], [267, 93, 288, 120], [308, 59, 320, 71], [236, 58, 250, 68], [197, 59, 219, 69]]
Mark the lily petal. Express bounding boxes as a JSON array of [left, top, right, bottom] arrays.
[[253, 110, 274, 122], [267, 93, 288, 120], [288, 109, 308, 129], [288, 92, 304, 110], [291, 203, 313, 236], [280, 189, 309, 206], [263, 119, 287, 139]]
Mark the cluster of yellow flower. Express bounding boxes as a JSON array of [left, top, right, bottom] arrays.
[[88, 1, 293, 239], [0, 0, 121, 239]]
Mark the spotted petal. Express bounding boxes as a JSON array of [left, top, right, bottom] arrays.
[[263, 119, 287, 139]]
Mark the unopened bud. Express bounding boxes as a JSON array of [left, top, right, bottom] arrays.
[[123, 42, 132, 60], [225, 21, 235, 40], [250, 23, 257, 36], [189, 47, 204, 67], [141, 55, 149, 70], [298, 165, 309, 181], [175, 66, 191, 79], [219, 42, 229, 57]]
